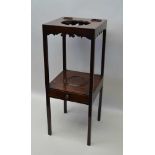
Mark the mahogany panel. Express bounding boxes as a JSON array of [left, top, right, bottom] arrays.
[[43, 17, 107, 39], [48, 70, 103, 104]]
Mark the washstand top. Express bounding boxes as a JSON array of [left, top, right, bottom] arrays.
[[42, 17, 107, 39]]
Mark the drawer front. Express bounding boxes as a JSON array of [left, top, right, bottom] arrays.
[[48, 89, 88, 105]]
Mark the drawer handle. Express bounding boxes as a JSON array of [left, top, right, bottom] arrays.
[[65, 94, 69, 100]]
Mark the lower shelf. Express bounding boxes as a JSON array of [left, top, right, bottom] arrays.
[[48, 70, 103, 104]]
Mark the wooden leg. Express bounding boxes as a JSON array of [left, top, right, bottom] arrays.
[[87, 104, 92, 146], [62, 35, 67, 114], [87, 38, 95, 146], [64, 100, 67, 113], [98, 30, 106, 121], [98, 88, 103, 121], [46, 95, 52, 135], [42, 31, 52, 136]]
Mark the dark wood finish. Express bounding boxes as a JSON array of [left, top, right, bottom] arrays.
[[48, 70, 103, 104], [97, 30, 107, 121], [101, 30, 106, 77], [62, 35, 67, 113], [62, 35, 67, 71], [64, 100, 67, 113], [87, 38, 95, 146], [46, 96, 52, 135], [43, 17, 107, 39], [42, 17, 107, 145], [42, 30, 52, 135], [98, 88, 103, 121]]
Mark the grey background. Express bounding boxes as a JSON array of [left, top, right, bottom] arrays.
[[32, 0, 123, 110], [32, 0, 123, 154]]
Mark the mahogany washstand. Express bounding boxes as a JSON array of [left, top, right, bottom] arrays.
[[42, 17, 107, 145]]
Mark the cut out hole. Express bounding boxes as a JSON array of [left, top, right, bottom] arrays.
[[62, 20, 90, 26], [63, 17, 73, 20], [64, 76, 87, 87], [91, 19, 102, 22]]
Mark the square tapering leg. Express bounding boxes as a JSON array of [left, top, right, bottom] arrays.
[[87, 104, 92, 145], [42, 30, 52, 135], [46, 96, 52, 135], [62, 35, 67, 114], [64, 100, 67, 113], [98, 88, 103, 121], [98, 30, 106, 122], [87, 38, 95, 146]]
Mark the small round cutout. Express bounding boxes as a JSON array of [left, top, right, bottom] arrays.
[[64, 76, 87, 87], [62, 20, 90, 26], [91, 19, 102, 22], [63, 17, 73, 20]]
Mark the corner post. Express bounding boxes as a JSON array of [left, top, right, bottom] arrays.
[[42, 26, 52, 135], [62, 35, 67, 113], [87, 37, 95, 146], [98, 29, 106, 121]]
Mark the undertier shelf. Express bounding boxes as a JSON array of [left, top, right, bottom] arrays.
[[48, 70, 103, 104]]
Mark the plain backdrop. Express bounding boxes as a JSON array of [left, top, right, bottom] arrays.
[[31, 0, 123, 154], [32, 0, 123, 110], [2, 0, 155, 155]]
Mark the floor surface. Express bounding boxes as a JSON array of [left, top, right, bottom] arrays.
[[32, 93, 122, 155]]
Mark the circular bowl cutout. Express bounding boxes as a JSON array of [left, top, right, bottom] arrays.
[[62, 20, 90, 26], [64, 76, 87, 87], [63, 17, 73, 20], [91, 19, 102, 22]]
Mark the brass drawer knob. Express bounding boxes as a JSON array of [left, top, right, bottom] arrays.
[[65, 94, 69, 100]]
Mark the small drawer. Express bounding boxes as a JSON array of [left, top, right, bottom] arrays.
[[48, 88, 89, 105]]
